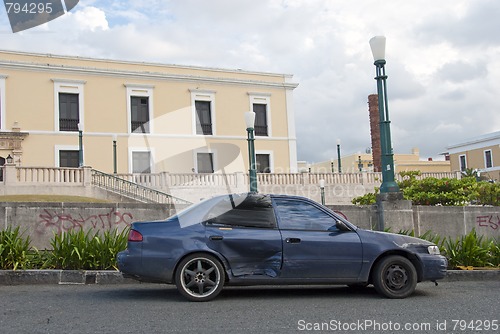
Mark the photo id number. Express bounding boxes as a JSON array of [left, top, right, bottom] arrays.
[[5, 2, 54, 14]]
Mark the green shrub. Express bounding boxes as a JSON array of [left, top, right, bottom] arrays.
[[476, 182, 500, 206], [353, 171, 498, 206], [442, 229, 493, 268], [48, 228, 129, 270], [93, 228, 129, 270], [0, 226, 31, 270], [395, 228, 499, 269], [398, 171, 421, 188], [352, 187, 378, 205], [486, 241, 500, 267], [27, 249, 53, 269], [402, 177, 478, 206]]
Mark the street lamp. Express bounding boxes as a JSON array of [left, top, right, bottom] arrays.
[[319, 179, 325, 205], [77, 123, 83, 167], [369, 36, 399, 193], [112, 134, 117, 174], [245, 111, 258, 193], [337, 139, 342, 173], [6, 154, 13, 164]]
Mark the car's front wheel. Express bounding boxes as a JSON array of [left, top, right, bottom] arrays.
[[373, 255, 417, 299], [175, 253, 225, 302]]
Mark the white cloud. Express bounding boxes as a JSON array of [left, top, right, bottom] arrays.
[[72, 6, 109, 31]]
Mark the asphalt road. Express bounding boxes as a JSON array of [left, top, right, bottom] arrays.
[[1, 281, 499, 334]]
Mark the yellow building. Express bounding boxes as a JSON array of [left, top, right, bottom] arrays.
[[446, 131, 500, 182], [309, 148, 451, 174], [0, 50, 298, 175]]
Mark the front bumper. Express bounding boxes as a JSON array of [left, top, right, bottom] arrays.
[[419, 254, 448, 281]]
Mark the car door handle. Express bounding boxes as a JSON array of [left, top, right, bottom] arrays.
[[286, 238, 301, 244], [209, 235, 223, 241]]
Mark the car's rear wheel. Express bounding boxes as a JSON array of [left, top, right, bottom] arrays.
[[372, 255, 417, 299], [175, 253, 225, 302]]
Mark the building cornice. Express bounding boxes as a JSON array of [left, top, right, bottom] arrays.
[[0, 50, 299, 90], [0, 131, 29, 138], [0, 49, 294, 77]]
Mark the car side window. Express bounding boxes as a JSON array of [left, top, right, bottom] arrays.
[[273, 198, 338, 231]]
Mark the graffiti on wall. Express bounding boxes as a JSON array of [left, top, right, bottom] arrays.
[[36, 208, 134, 234], [476, 215, 500, 230]]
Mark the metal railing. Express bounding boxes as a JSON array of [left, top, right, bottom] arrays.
[[91, 169, 192, 205], [59, 118, 79, 131], [196, 123, 213, 135], [131, 121, 149, 133]]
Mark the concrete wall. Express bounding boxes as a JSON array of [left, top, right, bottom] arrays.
[[0, 202, 181, 249], [327, 204, 499, 241], [413, 206, 500, 240], [1, 202, 498, 249]]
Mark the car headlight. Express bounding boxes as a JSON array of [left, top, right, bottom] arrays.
[[427, 245, 441, 255]]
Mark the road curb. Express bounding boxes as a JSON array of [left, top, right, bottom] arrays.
[[0, 269, 498, 285], [0, 270, 137, 285], [441, 269, 500, 282]]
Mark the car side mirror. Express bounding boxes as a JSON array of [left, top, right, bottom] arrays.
[[335, 220, 351, 232]]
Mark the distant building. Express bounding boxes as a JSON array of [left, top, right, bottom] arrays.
[[308, 148, 451, 174], [446, 131, 500, 182], [0, 50, 298, 175]]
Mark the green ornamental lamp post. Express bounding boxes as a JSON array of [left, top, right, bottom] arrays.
[[112, 134, 117, 174], [369, 36, 399, 193], [245, 111, 258, 193], [337, 139, 342, 173], [78, 123, 84, 167], [319, 179, 325, 205]]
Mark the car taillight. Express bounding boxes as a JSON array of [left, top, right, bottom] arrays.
[[128, 229, 143, 242]]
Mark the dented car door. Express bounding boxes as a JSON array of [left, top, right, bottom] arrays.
[[204, 194, 283, 278]]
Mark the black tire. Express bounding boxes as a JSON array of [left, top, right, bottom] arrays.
[[372, 255, 417, 299], [175, 253, 225, 302]]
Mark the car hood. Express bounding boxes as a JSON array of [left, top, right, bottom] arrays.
[[357, 229, 435, 248]]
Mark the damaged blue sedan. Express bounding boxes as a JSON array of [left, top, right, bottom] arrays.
[[117, 193, 447, 301]]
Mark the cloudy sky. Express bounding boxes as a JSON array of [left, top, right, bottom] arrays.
[[1, 0, 499, 163]]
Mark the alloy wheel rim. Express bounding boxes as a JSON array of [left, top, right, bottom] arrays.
[[181, 258, 220, 298]]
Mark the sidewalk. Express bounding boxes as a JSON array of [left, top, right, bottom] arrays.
[[0, 269, 498, 285]]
